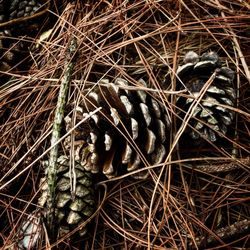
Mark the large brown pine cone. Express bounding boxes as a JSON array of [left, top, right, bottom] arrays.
[[176, 51, 236, 142], [64, 77, 171, 179]]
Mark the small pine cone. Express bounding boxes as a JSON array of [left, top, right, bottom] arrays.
[[8, 0, 43, 20], [64, 78, 170, 179], [38, 156, 95, 237], [0, 1, 47, 84], [176, 51, 236, 142], [0, 1, 6, 23], [0, 0, 44, 25]]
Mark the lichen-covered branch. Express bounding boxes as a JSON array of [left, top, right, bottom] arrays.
[[46, 37, 77, 236], [188, 157, 250, 173], [190, 219, 250, 249]]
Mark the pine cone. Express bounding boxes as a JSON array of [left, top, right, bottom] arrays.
[[176, 51, 236, 142], [64, 78, 171, 179], [0, 1, 6, 23], [0, 0, 47, 84], [0, 0, 43, 22], [38, 156, 95, 237]]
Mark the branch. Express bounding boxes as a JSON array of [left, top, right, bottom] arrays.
[[187, 157, 250, 173], [46, 36, 77, 236], [190, 219, 250, 249]]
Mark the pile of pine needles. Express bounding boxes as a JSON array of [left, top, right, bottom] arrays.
[[0, 0, 249, 249]]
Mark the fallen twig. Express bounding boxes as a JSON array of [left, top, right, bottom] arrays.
[[46, 36, 77, 237], [190, 219, 250, 249], [189, 157, 250, 173]]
